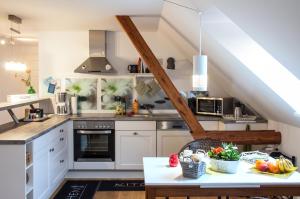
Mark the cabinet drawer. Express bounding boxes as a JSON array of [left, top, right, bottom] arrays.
[[51, 124, 68, 141], [33, 123, 67, 153], [115, 121, 156, 131], [49, 132, 67, 158]]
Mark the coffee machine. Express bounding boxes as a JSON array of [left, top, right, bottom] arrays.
[[55, 92, 70, 115]]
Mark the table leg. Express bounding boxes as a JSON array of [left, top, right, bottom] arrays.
[[145, 186, 156, 199]]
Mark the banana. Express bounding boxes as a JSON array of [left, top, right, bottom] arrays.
[[280, 156, 298, 173], [277, 159, 285, 173]]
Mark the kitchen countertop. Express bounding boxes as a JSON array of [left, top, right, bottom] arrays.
[[71, 113, 222, 121], [0, 115, 69, 144], [0, 113, 267, 144]]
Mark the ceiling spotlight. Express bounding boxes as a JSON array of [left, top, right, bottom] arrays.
[[0, 39, 6, 45]]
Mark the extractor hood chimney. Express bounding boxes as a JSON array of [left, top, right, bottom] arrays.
[[74, 30, 116, 74]]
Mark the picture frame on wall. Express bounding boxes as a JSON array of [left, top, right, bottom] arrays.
[[100, 76, 134, 112], [65, 77, 99, 113]]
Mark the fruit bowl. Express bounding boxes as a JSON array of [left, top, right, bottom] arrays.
[[254, 156, 298, 175]]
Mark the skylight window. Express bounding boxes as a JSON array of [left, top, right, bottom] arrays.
[[203, 9, 300, 115]]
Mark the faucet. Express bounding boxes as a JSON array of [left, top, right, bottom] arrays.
[[146, 107, 153, 116], [141, 104, 154, 116]]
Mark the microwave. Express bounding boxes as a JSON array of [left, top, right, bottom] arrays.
[[196, 97, 223, 116]]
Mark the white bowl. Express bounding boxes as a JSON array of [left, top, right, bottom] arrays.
[[210, 159, 240, 174]]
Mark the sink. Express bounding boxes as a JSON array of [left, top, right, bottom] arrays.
[[130, 114, 152, 118], [129, 113, 180, 118]]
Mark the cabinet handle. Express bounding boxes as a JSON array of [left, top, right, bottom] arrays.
[[49, 148, 54, 152], [60, 137, 64, 141], [60, 129, 64, 133], [133, 132, 138, 135], [60, 160, 64, 163]]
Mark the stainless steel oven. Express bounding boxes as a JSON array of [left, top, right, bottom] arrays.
[[73, 120, 115, 170]]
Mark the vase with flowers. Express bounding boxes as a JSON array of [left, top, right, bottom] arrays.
[[15, 69, 36, 94], [208, 143, 240, 173]]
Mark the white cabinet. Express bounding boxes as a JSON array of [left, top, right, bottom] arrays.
[[33, 121, 69, 199], [33, 146, 50, 199], [219, 122, 268, 131], [116, 130, 156, 170], [115, 121, 156, 170], [157, 130, 193, 157]]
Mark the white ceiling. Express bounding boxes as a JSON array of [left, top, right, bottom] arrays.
[[0, 0, 164, 37]]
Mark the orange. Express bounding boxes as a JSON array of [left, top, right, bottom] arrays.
[[267, 162, 280, 174], [255, 160, 266, 169]]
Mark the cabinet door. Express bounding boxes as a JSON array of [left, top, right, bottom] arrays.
[[157, 131, 193, 157], [116, 131, 156, 170], [49, 148, 68, 189], [33, 147, 50, 199]]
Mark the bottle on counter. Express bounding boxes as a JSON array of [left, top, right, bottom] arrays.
[[132, 99, 139, 114]]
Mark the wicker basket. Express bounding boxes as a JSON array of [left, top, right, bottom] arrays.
[[180, 160, 206, 179], [178, 138, 221, 179]]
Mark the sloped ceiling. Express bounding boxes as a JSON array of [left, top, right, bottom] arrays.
[[161, 0, 300, 127]]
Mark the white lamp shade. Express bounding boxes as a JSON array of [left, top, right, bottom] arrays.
[[192, 55, 207, 91]]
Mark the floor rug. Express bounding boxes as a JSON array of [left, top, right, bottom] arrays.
[[97, 180, 145, 191], [53, 180, 99, 199]]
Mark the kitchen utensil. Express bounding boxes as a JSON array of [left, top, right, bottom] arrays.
[[55, 92, 70, 115], [154, 100, 166, 104]]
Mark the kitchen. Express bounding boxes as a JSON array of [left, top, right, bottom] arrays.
[[0, 0, 300, 199]]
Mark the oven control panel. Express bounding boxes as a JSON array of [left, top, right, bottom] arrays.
[[73, 120, 115, 130]]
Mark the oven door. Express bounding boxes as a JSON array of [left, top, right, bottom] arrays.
[[74, 130, 115, 162]]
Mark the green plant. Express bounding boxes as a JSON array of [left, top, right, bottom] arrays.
[[208, 143, 240, 161]]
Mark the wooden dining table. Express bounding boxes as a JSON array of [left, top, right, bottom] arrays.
[[143, 157, 300, 199]]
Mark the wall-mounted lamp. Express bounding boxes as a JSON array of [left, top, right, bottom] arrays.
[[4, 61, 27, 72], [0, 39, 6, 45]]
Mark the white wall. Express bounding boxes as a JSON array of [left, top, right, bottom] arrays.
[[38, 30, 229, 103], [269, 120, 300, 168], [0, 43, 38, 125]]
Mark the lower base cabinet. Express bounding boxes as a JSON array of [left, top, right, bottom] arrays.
[[33, 122, 69, 199], [115, 130, 156, 170], [33, 147, 50, 199], [157, 130, 193, 157]]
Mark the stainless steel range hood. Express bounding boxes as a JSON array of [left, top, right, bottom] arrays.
[[74, 30, 116, 74]]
